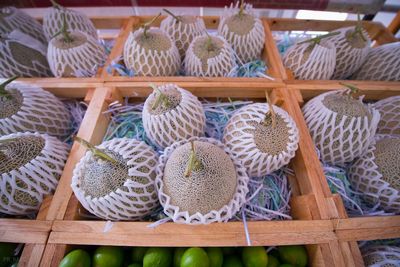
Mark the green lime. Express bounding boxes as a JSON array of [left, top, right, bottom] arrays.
[[131, 247, 147, 263], [93, 246, 123, 267], [242, 247, 268, 267], [59, 249, 90, 267], [222, 255, 243, 267], [174, 248, 187, 267], [278, 246, 307, 267], [222, 247, 237, 255], [143, 247, 172, 267], [279, 265, 293, 267], [0, 243, 18, 267], [181, 247, 210, 267], [206, 248, 223, 267], [267, 255, 280, 267], [128, 264, 142, 267]]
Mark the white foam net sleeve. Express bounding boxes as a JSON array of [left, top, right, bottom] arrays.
[[123, 28, 181, 76], [0, 132, 69, 215], [0, 83, 72, 138], [217, 3, 265, 63], [302, 90, 380, 166], [374, 96, 400, 136], [156, 136, 249, 224], [283, 41, 336, 80], [142, 84, 206, 149], [0, 31, 52, 78], [223, 103, 299, 177], [362, 245, 400, 267], [327, 26, 371, 79], [348, 136, 400, 213], [351, 42, 400, 81], [43, 7, 98, 41], [71, 138, 160, 221], [184, 35, 236, 77], [0, 7, 47, 45], [160, 16, 206, 60], [47, 31, 106, 77]]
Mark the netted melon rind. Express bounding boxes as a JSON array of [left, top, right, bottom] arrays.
[[0, 7, 47, 45], [184, 35, 236, 77], [156, 136, 249, 224], [43, 6, 98, 41], [0, 32, 52, 78], [47, 30, 106, 77], [223, 103, 299, 177], [160, 15, 206, 60], [302, 90, 380, 166], [0, 83, 72, 138], [362, 245, 400, 267], [0, 132, 68, 215], [217, 2, 265, 63], [283, 41, 336, 80], [374, 96, 400, 136], [348, 135, 400, 213], [327, 26, 371, 79], [71, 138, 159, 221], [142, 84, 206, 149], [351, 42, 400, 81], [123, 27, 181, 76]]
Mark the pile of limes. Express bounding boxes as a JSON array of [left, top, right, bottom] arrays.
[[59, 245, 308, 267]]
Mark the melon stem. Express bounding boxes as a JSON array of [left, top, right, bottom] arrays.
[[52, 12, 73, 43], [50, 0, 62, 9], [184, 141, 203, 177], [350, 13, 367, 42], [264, 94, 277, 128], [339, 82, 359, 98], [298, 31, 340, 47], [204, 31, 214, 52], [74, 136, 117, 164], [143, 13, 161, 38], [0, 76, 18, 99], [163, 8, 181, 22], [238, 0, 245, 16], [150, 84, 172, 110]]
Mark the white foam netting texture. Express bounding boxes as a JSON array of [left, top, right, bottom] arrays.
[[0, 7, 47, 45], [348, 135, 400, 213], [160, 15, 206, 59], [0, 31, 52, 78], [156, 136, 249, 224], [0, 83, 71, 138], [47, 30, 106, 77], [123, 27, 180, 76], [283, 41, 336, 80], [362, 245, 400, 267], [302, 90, 380, 166], [351, 42, 400, 81], [43, 6, 98, 41], [217, 2, 265, 63], [0, 132, 68, 215], [184, 35, 236, 77], [374, 96, 400, 136], [327, 26, 371, 79], [142, 84, 206, 149], [71, 138, 159, 221], [223, 103, 299, 177]]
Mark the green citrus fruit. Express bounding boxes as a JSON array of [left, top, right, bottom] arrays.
[[93, 246, 123, 267], [267, 255, 280, 267], [206, 248, 223, 267], [128, 264, 142, 267], [143, 247, 172, 267], [278, 246, 307, 267], [222, 255, 243, 267], [174, 248, 187, 267], [131, 247, 148, 263], [181, 247, 210, 267], [59, 249, 91, 267], [0, 243, 18, 267], [242, 247, 268, 267]]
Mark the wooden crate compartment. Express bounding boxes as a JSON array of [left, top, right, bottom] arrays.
[[102, 16, 284, 83], [266, 18, 399, 83]]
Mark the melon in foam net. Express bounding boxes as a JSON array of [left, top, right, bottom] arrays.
[[71, 138, 159, 221], [217, 1, 265, 63], [373, 95, 400, 136], [223, 102, 299, 177], [302, 88, 380, 166], [156, 137, 249, 224], [0, 132, 69, 215]]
